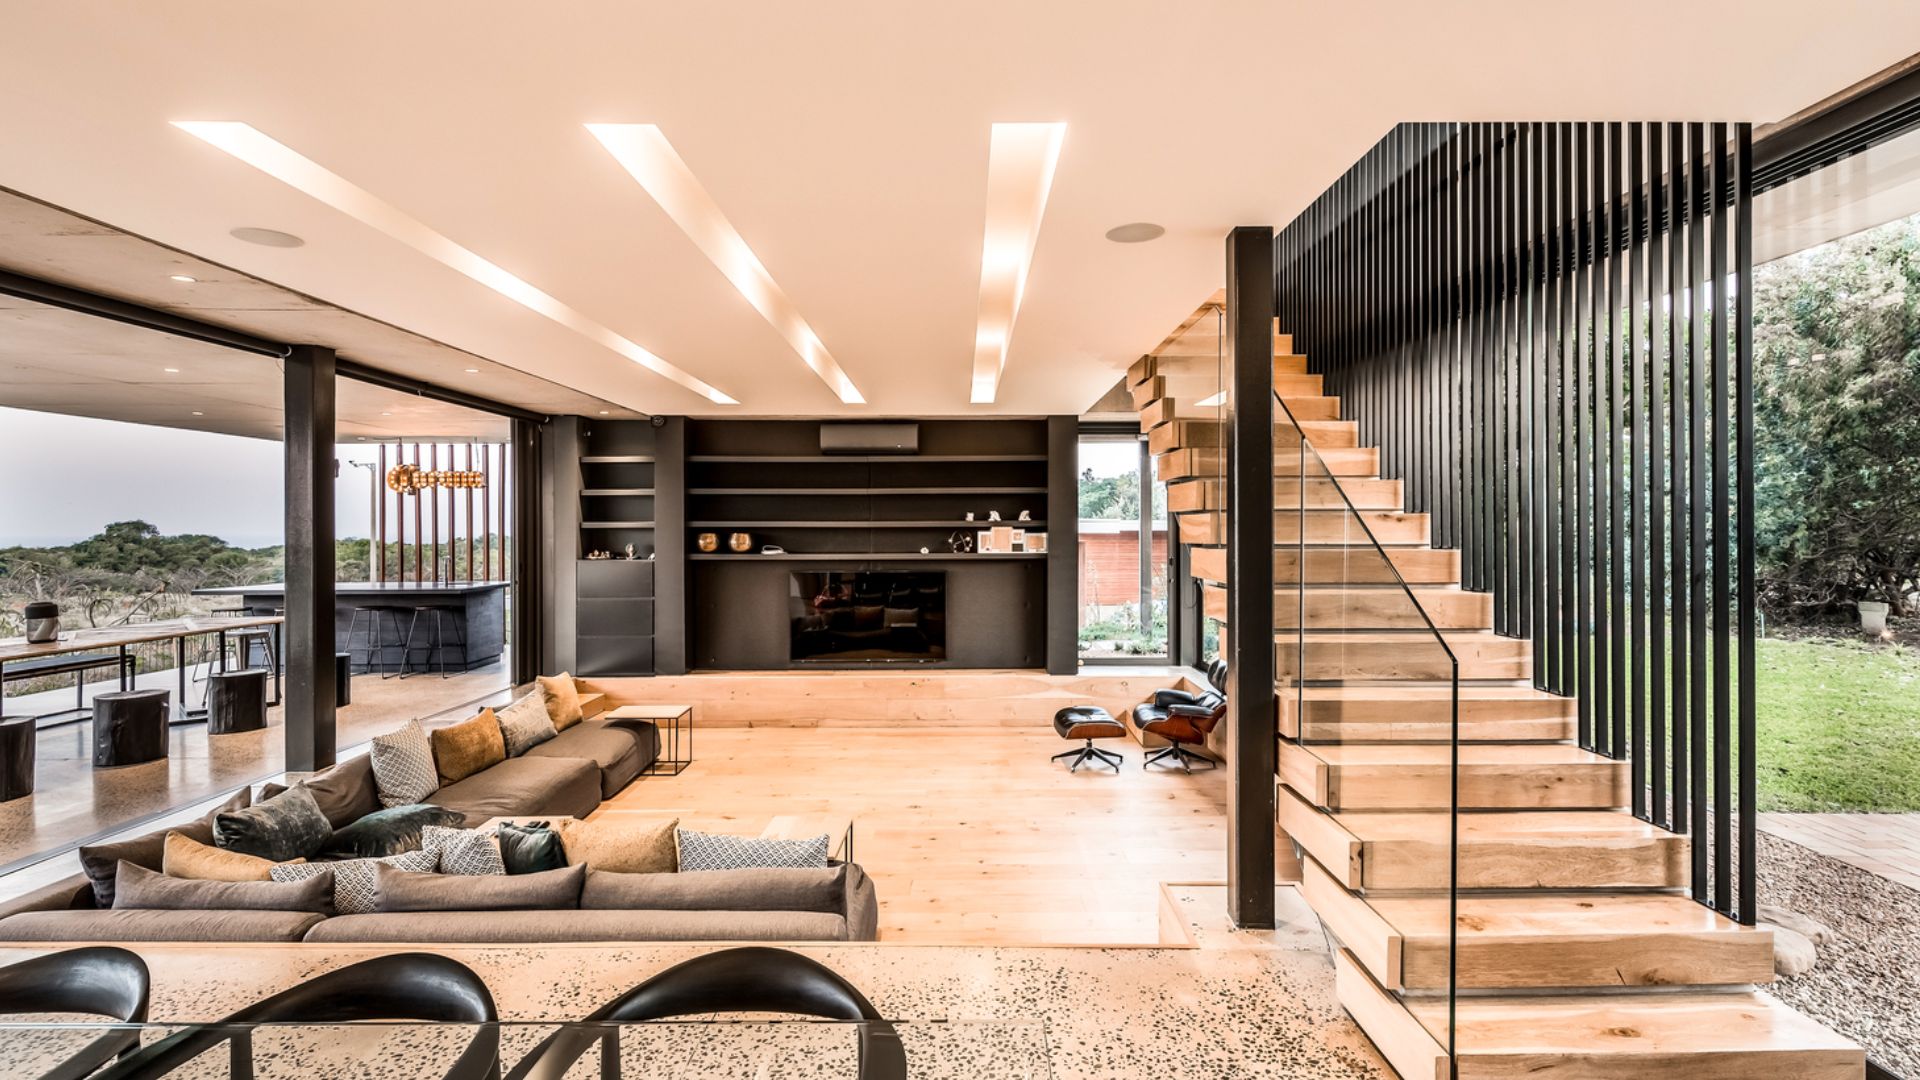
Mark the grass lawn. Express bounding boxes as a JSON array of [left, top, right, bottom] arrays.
[[1756, 635, 1920, 812]]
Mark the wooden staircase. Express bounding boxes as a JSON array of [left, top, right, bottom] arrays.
[[1129, 301, 1863, 1079]]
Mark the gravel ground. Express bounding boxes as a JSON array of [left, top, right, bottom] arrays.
[[1760, 830, 1919, 1076]]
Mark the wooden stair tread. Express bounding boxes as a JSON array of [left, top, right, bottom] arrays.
[[1337, 948, 1861, 1080], [1427, 990, 1861, 1079], [1302, 742, 1614, 767], [1374, 891, 1763, 942], [1296, 683, 1562, 703]]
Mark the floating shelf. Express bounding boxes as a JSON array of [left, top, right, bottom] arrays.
[[580, 455, 655, 464], [687, 454, 1046, 463], [583, 520, 656, 529], [688, 487, 1047, 496], [583, 488, 656, 496], [688, 520, 1045, 529], [688, 551, 1045, 562]]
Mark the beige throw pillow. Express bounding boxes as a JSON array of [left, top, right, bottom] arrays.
[[430, 709, 507, 786], [554, 816, 678, 873], [163, 831, 304, 881], [496, 689, 557, 756], [536, 673, 585, 730]]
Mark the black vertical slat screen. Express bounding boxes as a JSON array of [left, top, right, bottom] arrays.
[[1273, 122, 1757, 925]]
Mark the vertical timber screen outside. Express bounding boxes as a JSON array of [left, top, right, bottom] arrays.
[[1273, 122, 1757, 924]]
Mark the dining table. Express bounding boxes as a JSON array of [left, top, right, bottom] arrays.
[[0, 614, 284, 724]]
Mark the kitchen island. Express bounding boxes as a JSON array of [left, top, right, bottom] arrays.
[[193, 581, 506, 674]]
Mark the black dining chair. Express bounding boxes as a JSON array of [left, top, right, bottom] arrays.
[[505, 947, 906, 1080], [90, 952, 499, 1080], [0, 946, 151, 1080]]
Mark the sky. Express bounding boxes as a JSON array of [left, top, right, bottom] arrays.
[[0, 407, 388, 548]]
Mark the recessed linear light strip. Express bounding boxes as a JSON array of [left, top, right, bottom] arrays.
[[171, 121, 738, 406], [970, 122, 1066, 405], [588, 124, 865, 406]]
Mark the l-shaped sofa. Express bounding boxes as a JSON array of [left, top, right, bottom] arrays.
[[0, 700, 878, 943]]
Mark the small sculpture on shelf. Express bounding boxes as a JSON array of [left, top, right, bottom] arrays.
[[623, 544, 638, 560], [585, 549, 613, 560], [988, 510, 1002, 522], [947, 531, 975, 554], [1018, 510, 1032, 522], [696, 532, 719, 553], [728, 532, 754, 553], [920, 546, 930, 555]]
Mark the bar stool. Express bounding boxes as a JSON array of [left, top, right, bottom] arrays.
[[400, 604, 468, 679], [346, 605, 411, 679]]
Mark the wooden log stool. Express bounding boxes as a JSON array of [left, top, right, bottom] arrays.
[[206, 669, 267, 735], [1051, 706, 1126, 772], [92, 689, 169, 767], [0, 718, 35, 801]]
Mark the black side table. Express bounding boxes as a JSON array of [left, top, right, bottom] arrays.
[[93, 689, 169, 767], [0, 719, 34, 800]]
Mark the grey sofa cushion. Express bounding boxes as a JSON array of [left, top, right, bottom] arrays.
[[303, 908, 848, 943], [0, 908, 326, 943], [523, 720, 653, 798], [113, 862, 334, 914], [76, 788, 250, 908], [214, 786, 333, 862], [374, 862, 584, 912], [298, 754, 382, 828], [582, 866, 845, 913], [427, 755, 600, 826]]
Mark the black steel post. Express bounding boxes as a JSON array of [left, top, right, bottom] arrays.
[[1225, 225, 1277, 930], [283, 344, 337, 773]]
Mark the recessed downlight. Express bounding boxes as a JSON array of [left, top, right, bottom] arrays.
[[191, 411, 204, 416], [464, 368, 480, 374], [598, 410, 610, 415], [588, 123, 866, 405], [169, 274, 198, 283], [177, 121, 738, 405], [163, 367, 180, 374], [970, 122, 1067, 405], [229, 226, 305, 248], [1105, 222, 1165, 243]]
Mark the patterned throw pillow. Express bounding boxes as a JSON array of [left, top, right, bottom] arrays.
[[370, 721, 439, 808], [424, 825, 506, 876], [675, 828, 830, 872], [271, 848, 437, 915], [495, 690, 557, 757]]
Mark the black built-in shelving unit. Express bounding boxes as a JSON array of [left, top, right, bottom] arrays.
[[683, 419, 1058, 669]]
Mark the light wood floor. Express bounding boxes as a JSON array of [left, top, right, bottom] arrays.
[[597, 727, 1230, 946]]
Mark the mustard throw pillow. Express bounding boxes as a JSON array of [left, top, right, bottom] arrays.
[[536, 673, 585, 730], [554, 816, 678, 873], [162, 830, 304, 881], [430, 709, 507, 786]]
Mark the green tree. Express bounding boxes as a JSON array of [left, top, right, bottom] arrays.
[[1754, 215, 1920, 618]]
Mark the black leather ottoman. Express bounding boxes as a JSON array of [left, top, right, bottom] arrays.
[[1051, 706, 1126, 772]]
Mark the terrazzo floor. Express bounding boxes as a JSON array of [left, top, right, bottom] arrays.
[[0, 885, 1395, 1079]]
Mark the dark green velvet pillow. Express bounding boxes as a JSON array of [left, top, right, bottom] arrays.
[[497, 821, 567, 875], [213, 785, 333, 862], [319, 803, 466, 860]]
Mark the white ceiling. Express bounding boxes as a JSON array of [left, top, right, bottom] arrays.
[[0, 3, 1913, 419]]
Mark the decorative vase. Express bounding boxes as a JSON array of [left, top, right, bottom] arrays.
[[1858, 600, 1891, 635], [696, 532, 719, 553], [23, 601, 58, 644], [728, 532, 754, 553]]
